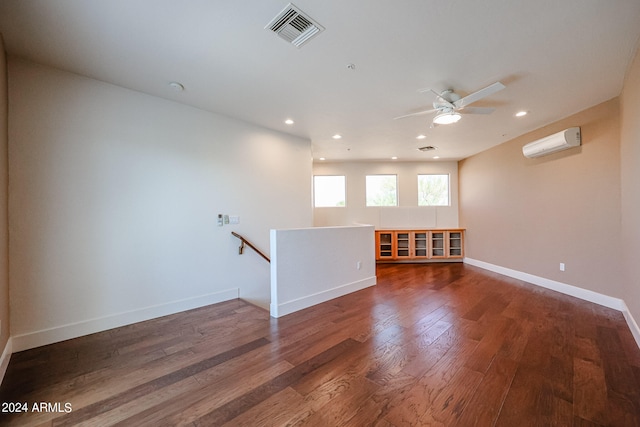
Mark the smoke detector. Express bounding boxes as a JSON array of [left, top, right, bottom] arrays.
[[266, 3, 324, 48]]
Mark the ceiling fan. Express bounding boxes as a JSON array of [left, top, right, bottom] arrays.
[[395, 81, 505, 125]]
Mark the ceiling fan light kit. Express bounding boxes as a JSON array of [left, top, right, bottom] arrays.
[[433, 111, 462, 125]]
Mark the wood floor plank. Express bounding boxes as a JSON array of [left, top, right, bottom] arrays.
[[453, 355, 518, 427], [41, 335, 268, 422], [191, 339, 360, 426], [464, 315, 513, 373], [52, 337, 270, 426], [618, 327, 640, 367], [292, 337, 396, 401], [400, 321, 472, 380], [418, 366, 484, 426], [300, 376, 378, 426], [574, 357, 608, 425], [495, 316, 533, 362], [114, 358, 295, 427], [220, 386, 307, 427], [62, 376, 202, 427], [383, 336, 479, 426], [344, 370, 416, 427], [1, 263, 639, 426]]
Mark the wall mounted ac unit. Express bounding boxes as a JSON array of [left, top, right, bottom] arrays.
[[522, 127, 581, 158]]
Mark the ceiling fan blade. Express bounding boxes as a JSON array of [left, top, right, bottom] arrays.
[[459, 106, 495, 115], [393, 108, 438, 120], [417, 87, 434, 94], [454, 82, 505, 109]]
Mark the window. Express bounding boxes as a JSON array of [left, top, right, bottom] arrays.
[[313, 175, 346, 207], [366, 175, 397, 206], [418, 174, 449, 206]]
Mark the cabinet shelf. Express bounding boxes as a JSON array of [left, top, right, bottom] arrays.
[[375, 229, 464, 263]]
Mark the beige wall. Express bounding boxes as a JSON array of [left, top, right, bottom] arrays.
[[459, 99, 624, 300], [0, 36, 9, 360], [621, 44, 640, 323], [313, 160, 459, 229]]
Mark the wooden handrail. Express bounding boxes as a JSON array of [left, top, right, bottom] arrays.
[[231, 232, 270, 263]]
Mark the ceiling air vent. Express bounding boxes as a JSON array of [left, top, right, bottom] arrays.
[[266, 3, 324, 48], [418, 146, 437, 152]]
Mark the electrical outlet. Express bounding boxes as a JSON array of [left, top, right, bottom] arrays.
[[559, 262, 565, 272]]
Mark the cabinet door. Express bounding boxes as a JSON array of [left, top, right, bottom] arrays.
[[447, 231, 464, 258], [413, 231, 429, 258], [376, 231, 394, 260], [395, 232, 412, 259], [430, 231, 446, 258]]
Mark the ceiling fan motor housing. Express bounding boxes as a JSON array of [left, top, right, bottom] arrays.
[[433, 89, 460, 110]]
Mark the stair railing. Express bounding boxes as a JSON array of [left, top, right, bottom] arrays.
[[231, 232, 270, 263]]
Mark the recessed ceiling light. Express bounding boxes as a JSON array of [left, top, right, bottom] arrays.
[[332, 134, 342, 139], [284, 119, 294, 125], [515, 111, 528, 117], [433, 156, 440, 159], [319, 157, 326, 161], [391, 156, 398, 160], [168, 81, 184, 91], [416, 135, 426, 140]]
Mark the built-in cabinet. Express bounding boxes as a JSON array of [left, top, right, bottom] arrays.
[[375, 229, 464, 262]]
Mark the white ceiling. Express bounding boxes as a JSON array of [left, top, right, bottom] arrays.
[[1, 1, 639, 161]]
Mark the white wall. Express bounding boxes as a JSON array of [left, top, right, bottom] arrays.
[[8, 58, 312, 351], [313, 161, 459, 229], [270, 225, 376, 317]]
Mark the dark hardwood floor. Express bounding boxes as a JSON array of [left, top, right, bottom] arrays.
[[1, 263, 640, 426]]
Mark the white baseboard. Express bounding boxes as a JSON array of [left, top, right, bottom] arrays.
[[621, 301, 640, 350], [0, 337, 12, 386], [464, 257, 640, 349], [270, 276, 377, 318], [11, 288, 239, 352]]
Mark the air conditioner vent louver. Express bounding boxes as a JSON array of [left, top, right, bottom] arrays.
[[269, 9, 297, 32], [266, 3, 324, 48], [289, 15, 312, 32]]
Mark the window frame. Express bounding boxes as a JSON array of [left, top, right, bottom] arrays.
[[417, 173, 450, 207], [313, 175, 347, 208], [365, 174, 398, 207]]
